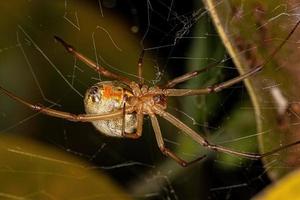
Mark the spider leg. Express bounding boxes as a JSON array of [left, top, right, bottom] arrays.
[[121, 98, 144, 139], [54, 36, 131, 85], [164, 64, 262, 96], [0, 86, 130, 122], [137, 50, 145, 84], [121, 113, 143, 139], [163, 60, 222, 88], [164, 20, 300, 97], [150, 114, 206, 167], [155, 106, 300, 159]]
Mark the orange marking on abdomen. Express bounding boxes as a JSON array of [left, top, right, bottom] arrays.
[[102, 85, 123, 101]]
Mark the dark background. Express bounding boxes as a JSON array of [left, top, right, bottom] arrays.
[[0, 0, 275, 199]]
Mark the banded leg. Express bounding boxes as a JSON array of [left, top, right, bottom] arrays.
[[164, 20, 300, 97], [164, 64, 262, 96], [155, 106, 300, 159], [150, 114, 206, 167], [137, 50, 145, 84], [163, 60, 222, 88], [54, 36, 131, 85], [0, 86, 130, 122], [121, 98, 144, 139]]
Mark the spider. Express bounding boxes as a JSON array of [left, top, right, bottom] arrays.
[[1, 21, 300, 167]]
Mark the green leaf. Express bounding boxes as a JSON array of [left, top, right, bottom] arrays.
[[0, 135, 132, 199]]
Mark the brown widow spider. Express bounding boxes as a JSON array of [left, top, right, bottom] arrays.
[[1, 21, 300, 167]]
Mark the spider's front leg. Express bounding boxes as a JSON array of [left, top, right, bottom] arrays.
[[137, 50, 145, 84], [164, 20, 300, 97], [163, 60, 222, 88], [54, 36, 131, 85], [164, 64, 262, 96]]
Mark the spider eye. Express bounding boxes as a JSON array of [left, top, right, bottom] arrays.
[[153, 94, 167, 108]]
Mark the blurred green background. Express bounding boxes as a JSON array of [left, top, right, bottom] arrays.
[[0, 0, 298, 199]]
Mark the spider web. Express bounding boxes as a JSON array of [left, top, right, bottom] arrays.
[[0, 0, 300, 199]]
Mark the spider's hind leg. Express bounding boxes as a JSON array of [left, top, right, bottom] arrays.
[[121, 111, 144, 139], [120, 96, 144, 139], [0, 85, 125, 122], [150, 114, 206, 167]]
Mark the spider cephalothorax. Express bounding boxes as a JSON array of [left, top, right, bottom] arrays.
[[127, 82, 168, 113], [1, 21, 300, 167]]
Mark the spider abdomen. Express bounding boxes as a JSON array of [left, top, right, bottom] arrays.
[[84, 81, 137, 137]]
